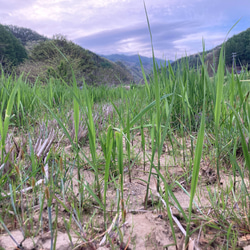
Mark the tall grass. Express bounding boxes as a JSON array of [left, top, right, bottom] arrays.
[[0, 21, 250, 249], [0, 75, 19, 162]]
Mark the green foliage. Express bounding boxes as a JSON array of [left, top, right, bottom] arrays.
[[171, 27, 250, 76], [100, 60, 112, 68], [18, 35, 133, 85], [0, 24, 27, 70], [4, 25, 47, 46], [0, 77, 19, 162], [24, 35, 96, 83], [225, 28, 250, 68]]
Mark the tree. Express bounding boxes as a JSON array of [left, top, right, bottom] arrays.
[[225, 28, 250, 67], [4, 25, 47, 46], [0, 24, 27, 69]]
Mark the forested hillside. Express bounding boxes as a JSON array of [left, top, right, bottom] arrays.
[[0, 24, 27, 69], [0, 25, 133, 85], [170, 27, 250, 75], [3, 23, 250, 84], [4, 25, 48, 53], [4, 25, 47, 46], [17, 35, 134, 85], [225, 28, 250, 67]]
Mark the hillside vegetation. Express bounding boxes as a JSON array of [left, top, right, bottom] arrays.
[[0, 24, 27, 70], [18, 35, 134, 85], [225, 28, 250, 67], [4, 24, 48, 47], [171, 27, 250, 75], [1, 25, 134, 86], [170, 46, 221, 76]]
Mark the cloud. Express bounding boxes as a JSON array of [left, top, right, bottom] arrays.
[[0, 0, 249, 59], [75, 20, 202, 58]]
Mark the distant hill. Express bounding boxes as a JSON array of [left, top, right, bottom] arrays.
[[169, 47, 220, 76], [101, 54, 172, 82], [17, 35, 133, 85], [225, 28, 250, 67], [170, 27, 250, 75], [2, 25, 133, 85]]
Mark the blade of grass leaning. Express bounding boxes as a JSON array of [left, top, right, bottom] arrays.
[[82, 81, 101, 199], [152, 164, 190, 247], [140, 118, 146, 170], [153, 164, 188, 221], [230, 154, 250, 199], [0, 216, 22, 249], [9, 184, 25, 236], [159, 84, 176, 157], [70, 64, 81, 202], [49, 46, 82, 203], [38, 98, 75, 147], [63, 217, 74, 248], [72, 70, 80, 144], [111, 100, 125, 129], [17, 78, 21, 127], [45, 186, 53, 250], [229, 68, 235, 126], [126, 93, 172, 132], [103, 125, 113, 229], [53, 205, 59, 250], [35, 191, 46, 236], [126, 100, 132, 182], [51, 41, 81, 144], [185, 84, 206, 247], [227, 103, 250, 173], [214, 44, 225, 183], [144, 1, 161, 191], [175, 181, 203, 215], [144, 117, 156, 209], [28, 133, 37, 173], [139, 55, 150, 98], [80, 181, 104, 210], [115, 131, 125, 222], [0, 80, 19, 162]]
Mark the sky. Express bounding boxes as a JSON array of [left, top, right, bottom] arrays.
[[1, 0, 250, 60]]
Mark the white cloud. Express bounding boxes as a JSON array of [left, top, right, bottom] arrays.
[[0, 0, 249, 59]]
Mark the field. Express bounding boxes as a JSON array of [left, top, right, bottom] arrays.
[[0, 43, 250, 250]]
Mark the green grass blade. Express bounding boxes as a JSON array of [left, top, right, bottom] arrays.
[[127, 93, 172, 131], [227, 103, 250, 172], [0, 79, 19, 160], [214, 45, 225, 129], [80, 181, 104, 210], [103, 125, 114, 229], [139, 55, 150, 98], [185, 84, 206, 246], [73, 74, 80, 143]]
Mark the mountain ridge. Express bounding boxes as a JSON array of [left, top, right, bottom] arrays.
[[3, 23, 250, 84], [1, 25, 134, 85], [101, 54, 173, 82], [170, 27, 250, 75]]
